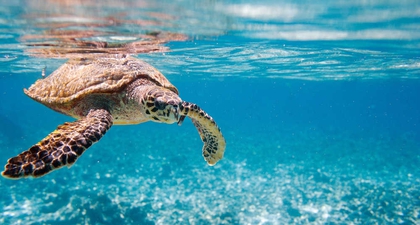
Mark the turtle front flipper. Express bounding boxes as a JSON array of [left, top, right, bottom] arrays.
[[179, 101, 226, 166], [2, 109, 113, 179]]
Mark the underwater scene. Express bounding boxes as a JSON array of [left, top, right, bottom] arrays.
[[0, 0, 420, 224]]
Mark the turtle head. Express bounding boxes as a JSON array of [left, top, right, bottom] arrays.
[[142, 87, 181, 124]]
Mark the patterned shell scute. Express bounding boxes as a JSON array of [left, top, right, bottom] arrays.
[[24, 56, 178, 104]]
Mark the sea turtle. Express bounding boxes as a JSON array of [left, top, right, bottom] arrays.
[[2, 55, 226, 179]]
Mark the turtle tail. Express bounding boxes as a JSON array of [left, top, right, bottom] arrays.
[[2, 109, 113, 179], [178, 101, 226, 166]]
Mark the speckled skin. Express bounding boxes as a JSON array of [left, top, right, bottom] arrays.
[[2, 55, 226, 179], [179, 102, 226, 165], [2, 109, 113, 178]]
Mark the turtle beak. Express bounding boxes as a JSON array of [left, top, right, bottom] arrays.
[[176, 102, 186, 125], [173, 105, 179, 122], [177, 115, 186, 126]]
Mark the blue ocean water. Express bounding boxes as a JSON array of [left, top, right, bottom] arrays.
[[1, 0, 420, 224]]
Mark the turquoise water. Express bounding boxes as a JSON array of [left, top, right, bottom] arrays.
[[1, 0, 420, 224]]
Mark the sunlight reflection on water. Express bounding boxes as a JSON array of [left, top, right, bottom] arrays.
[[0, 0, 419, 80]]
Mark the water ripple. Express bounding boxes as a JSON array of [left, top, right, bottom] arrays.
[[140, 41, 420, 81]]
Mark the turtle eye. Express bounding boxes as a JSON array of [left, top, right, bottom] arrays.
[[154, 98, 166, 110]]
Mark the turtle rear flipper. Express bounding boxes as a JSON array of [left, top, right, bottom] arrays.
[[2, 109, 113, 179], [179, 101, 226, 166]]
